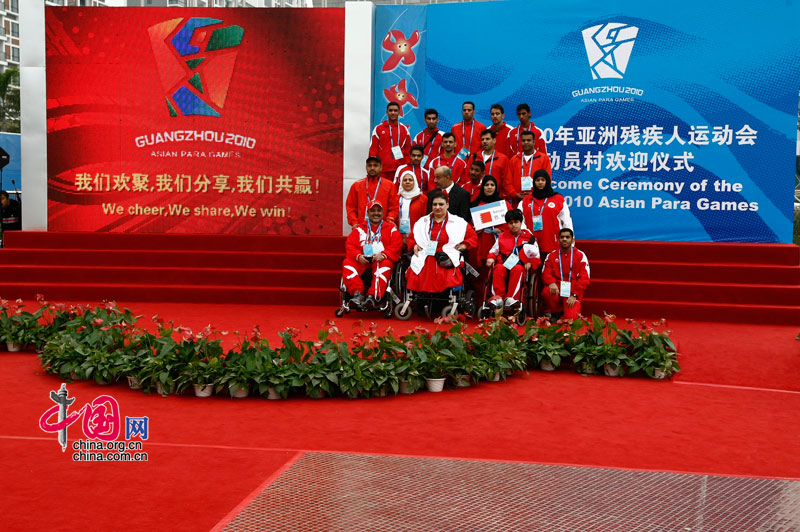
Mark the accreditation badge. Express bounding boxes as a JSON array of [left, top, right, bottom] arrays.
[[363, 244, 373, 257], [425, 241, 437, 256], [532, 215, 543, 231], [521, 176, 533, 191], [399, 219, 411, 234], [559, 281, 572, 298], [391, 146, 404, 160], [457, 147, 470, 160], [503, 253, 520, 270]]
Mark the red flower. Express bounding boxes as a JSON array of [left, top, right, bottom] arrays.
[[92, 318, 104, 326]]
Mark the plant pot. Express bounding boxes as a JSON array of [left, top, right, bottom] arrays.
[[489, 373, 501, 382], [230, 385, 249, 398], [376, 386, 389, 397], [6, 341, 21, 352], [156, 382, 176, 395], [653, 369, 668, 379], [308, 388, 326, 399], [577, 362, 595, 375], [193, 384, 214, 398], [603, 364, 621, 377], [425, 377, 445, 392], [96, 378, 112, 386], [455, 375, 471, 387], [399, 380, 413, 394], [266, 386, 282, 400], [70, 370, 80, 381], [539, 360, 556, 371], [127, 376, 142, 390]]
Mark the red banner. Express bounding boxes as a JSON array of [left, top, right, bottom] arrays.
[[46, 7, 344, 234]]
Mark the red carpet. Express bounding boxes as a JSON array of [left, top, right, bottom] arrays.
[[3, 302, 800, 531]]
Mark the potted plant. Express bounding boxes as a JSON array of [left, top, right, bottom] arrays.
[[616, 319, 681, 379], [524, 319, 571, 371]]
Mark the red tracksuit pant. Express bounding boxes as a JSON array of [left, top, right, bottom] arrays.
[[342, 258, 394, 299], [491, 264, 526, 301], [541, 288, 582, 320]]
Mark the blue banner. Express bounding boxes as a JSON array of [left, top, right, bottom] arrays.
[[373, 0, 800, 243], [0, 132, 21, 193]]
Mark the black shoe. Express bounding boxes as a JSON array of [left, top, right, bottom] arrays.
[[350, 292, 365, 308], [364, 295, 377, 309]]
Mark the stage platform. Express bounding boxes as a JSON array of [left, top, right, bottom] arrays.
[[0, 231, 797, 324]]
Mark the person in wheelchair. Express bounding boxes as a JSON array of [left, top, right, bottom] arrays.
[[342, 200, 403, 310], [484, 209, 540, 309], [406, 189, 478, 294]]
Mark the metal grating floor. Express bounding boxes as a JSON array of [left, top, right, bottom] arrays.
[[222, 452, 800, 532]]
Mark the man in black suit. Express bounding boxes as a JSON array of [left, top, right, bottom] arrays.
[[427, 166, 472, 223]]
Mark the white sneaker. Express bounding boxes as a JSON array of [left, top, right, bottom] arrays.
[[504, 297, 519, 307], [489, 297, 504, 308]]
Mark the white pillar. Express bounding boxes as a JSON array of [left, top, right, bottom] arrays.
[[342, 1, 374, 234], [20, 0, 47, 230]]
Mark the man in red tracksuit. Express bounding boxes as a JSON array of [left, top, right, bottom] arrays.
[[541, 228, 591, 320], [488, 104, 514, 158], [485, 209, 540, 309], [413, 108, 444, 170], [345, 156, 400, 228], [507, 103, 548, 157], [451, 101, 485, 159], [393, 144, 431, 191], [342, 200, 403, 309], [369, 102, 412, 181], [428, 132, 467, 190], [473, 129, 512, 199], [506, 130, 552, 206]]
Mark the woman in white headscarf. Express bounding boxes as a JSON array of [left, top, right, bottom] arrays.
[[396, 170, 428, 249]]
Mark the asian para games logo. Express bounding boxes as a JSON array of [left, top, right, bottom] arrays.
[[39, 384, 149, 461], [148, 17, 244, 117], [582, 23, 638, 79]]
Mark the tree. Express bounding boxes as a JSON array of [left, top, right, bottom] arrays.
[[0, 67, 19, 133]]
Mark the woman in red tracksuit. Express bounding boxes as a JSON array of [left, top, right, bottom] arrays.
[[520, 169, 572, 263], [469, 175, 512, 268], [485, 209, 540, 308], [396, 170, 428, 250]]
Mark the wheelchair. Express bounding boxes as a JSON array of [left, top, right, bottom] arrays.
[[392, 252, 479, 321], [335, 259, 402, 319], [478, 259, 543, 325]]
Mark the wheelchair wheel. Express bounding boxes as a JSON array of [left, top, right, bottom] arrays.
[[441, 304, 455, 318], [394, 302, 412, 321], [335, 307, 345, 318], [515, 307, 527, 326], [462, 289, 477, 318]]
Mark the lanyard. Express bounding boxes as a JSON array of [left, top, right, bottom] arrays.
[[429, 213, 448, 242], [558, 246, 574, 283], [511, 233, 522, 256], [423, 130, 437, 155], [388, 123, 398, 147], [530, 197, 546, 219], [462, 121, 474, 151], [367, 221, 383, 243], [484, 152, 495, 177], [521, 154, 534, 176], [364, 178, 380, 219]]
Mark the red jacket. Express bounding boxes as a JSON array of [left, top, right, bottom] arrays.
[[487, 228, 540, 268], [451, 119, 486, 157], [506, 123, 548, 158], [506, 152, 553, 201], [369, 121, 412, 175], [428, 153, 468, 190], [345, 219, 403, 263], [399, 193, 428, 235], [393, 163, 430, 191], [520, 193, 572, 254], [345, 176, 400, 227], [472, 151, 511, 199], [489, 122, 514, 158], [413, 129, 443, 169], [542, 246, 590, 299]]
